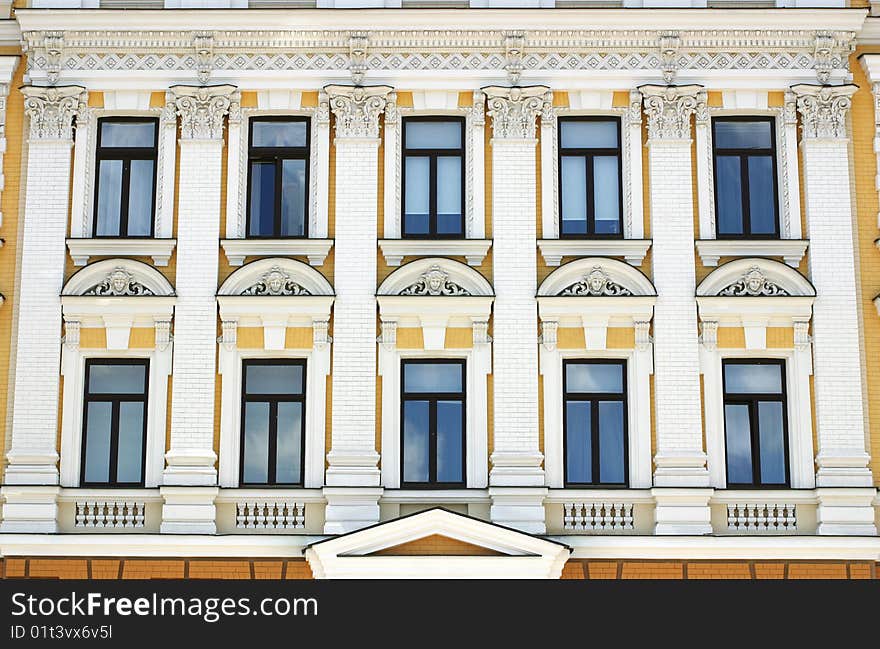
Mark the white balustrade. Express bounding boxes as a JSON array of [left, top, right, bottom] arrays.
[[75, 501, 145, 528], [235, 501, 306, 529], [727, 503, 797, 533], [563, 502, 634, 532]]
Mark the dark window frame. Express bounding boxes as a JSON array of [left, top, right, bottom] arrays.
[[399, 358, 467, 489], [246, 115, 311, 239], [93, 116, 159, 238], [711, 116, 780, 239], [401, 116, 466, 239], [239, 358, 307, 487], [562, 358, 629, 488], [79, 358, 150, 488], [722, 358, 790, 488], [557, 115, 624, 239]]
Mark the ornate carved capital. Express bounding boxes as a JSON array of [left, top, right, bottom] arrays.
[[638, 84, 703, 141], [790, 83, 857, 140], [540, 321, 558, 352], [482, 85, 552, 140], [313, 319, 331, 349], [323, 84, 394, 139], [378, 320, 397, 350], [21, 85, 86, 141], [167, 84, 238, 140], [155, 320, 172, 352], [699, 321, 718, 350]]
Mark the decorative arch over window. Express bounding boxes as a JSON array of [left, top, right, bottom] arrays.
[[696, 258, 815, 299], [216, 257, 334, 489], [378, 257, 494, 298], [63, 258, 175, 298], [538, 257, 656, 298]]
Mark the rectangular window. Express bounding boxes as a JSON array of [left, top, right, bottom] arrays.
[[558, 117, 622, 238], [402, 117, 465, 238], [722, 359, 789, 487], [94, 118, 158, 237], [247, 117, 310, 238], [401, 360, 466, 487], [712, 117, 779, 238], [240, 360, 306, 486], [80, 359, 149, 487], [563, 360, 627, 486]]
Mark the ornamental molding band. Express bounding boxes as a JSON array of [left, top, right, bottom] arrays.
[[21, 29, 856, 82], [559, 267, 633, 297], [717, 266, 790, 297], [323, 84, 394, 139], [696, 258, 816, 298], [167, 84, 238, 140], [399, 265, 471, 297], [240, 266, 311, 297], [639, 84, 703, 141], [790, 83, 858, 140], [483, 85, 551, 140], [62, 259, 176, 297], [21, 84, 86, 141]]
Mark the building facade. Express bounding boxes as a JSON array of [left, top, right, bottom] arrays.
[[1, 0, 880, 579]]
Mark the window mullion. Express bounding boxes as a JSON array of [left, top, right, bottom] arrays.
[[585, 154, 595, 236], [429, 155, 438, 236], [740, 154, 750, 236], [591, 399, 600, 486], [268, 400, 278, 485], [429, 399, 438, 484], [750, 399, 761, 487], [274, 157, 283, 237], [109, 400, 120, 485], [119, 157, 132, 237]]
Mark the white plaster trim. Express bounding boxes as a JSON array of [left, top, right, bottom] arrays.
[[66, 238, 177, 267], [379, 489, 491, 505], [537, 239, 652, 267], [378, 239, 491, 267], [220, 238, 334, 267], [695, 239, 808, 268]]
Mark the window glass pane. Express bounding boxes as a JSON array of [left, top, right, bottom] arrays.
[[715, 155, 744, 236], [100, 121, 155, 148], [249, 161, 276, 236], [83, 402, 112, 484], [598, 400, 625, 484], [747, 156, 777, 234], [436, 156, 462, 234], [127, 159, 154, 236], [566, 363, 623, 394], [758, 401, 787, 485], [405, 121, 461, 149], [593, 155, 620, 234], [561, 120, 618, 149], [403, 400, 430, 483], [437, 400, 463, 483], [281, 159, 306, 236], [96, 159, 123, 236], [89, 364, 146, 394], [560, 155, 587, 234], [724, 363, 782, 394], [252, 120, 307, 148], [245, 364, 303, 395], [276, 402, 303, 484], [404, 363, 462, 393], [404, 156, 430, 234], [117, 402, 144, 483], [242, 402, 270, 483], [714, 120, 772, 150], [565, 401, 591, 483], [724, 403, 753, 484]]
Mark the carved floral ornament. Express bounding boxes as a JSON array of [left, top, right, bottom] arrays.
[[559, 267, 632, 297], [639, 84, 703, 141], [790, 83, 857, 140], [167, 84, 238, 140], [483, 85, 552, 140], [718, 266, 789, 297], [84, 267, 155, 297], [399, 265, 471, 297], [323, 84, 394, 140], [240, 266, 311, 296], [22, 85, 87, 141]]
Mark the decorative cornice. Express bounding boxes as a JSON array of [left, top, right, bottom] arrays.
[[639, 84, 703, 141], [790, 83, 858, 140], [558, 266, 633, 297], [167, 84, 238, 140], [83, 267, 155, 297], [21, 84, 86, 141], [483, 85, 551, 140], [399, 264, 471, 297], [323, 84, 394, 140], [240, 266, 311, 296], [717, 266, 789, 297]]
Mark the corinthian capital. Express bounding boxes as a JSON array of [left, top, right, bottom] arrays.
[[21, 85, 86, 141], [167, 84, 238, 140], [482, 85, 551, 140], [790, 83, 857, 140], [638, 84, 703, 141], [322, 84, 394, 139]]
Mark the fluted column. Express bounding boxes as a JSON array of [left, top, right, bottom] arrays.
[[322, 84, 393, 533]]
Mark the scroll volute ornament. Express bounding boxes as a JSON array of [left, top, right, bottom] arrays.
[[167, 84, 238, 140], [638, 84, 703, 141], [21, 85, 87, 140], [790, 83, 857, 140], [323, 84, 394, 139], [482, 85, 552, 140]]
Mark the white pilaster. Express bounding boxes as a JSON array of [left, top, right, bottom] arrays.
[[322, 84, 392, 533], [484, 85, 550, 533], [163, 84, 237, 495]]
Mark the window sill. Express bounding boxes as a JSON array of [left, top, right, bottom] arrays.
[[220, 238, 334, 267], [66, 238, 177, 267], [378, 239, 491, 267], [537, 239, 651, 267], [695, 239, 808, 268]]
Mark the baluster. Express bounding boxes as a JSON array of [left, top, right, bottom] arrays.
[[134, 503, 145, 528], [295, 503, 305, 528], [623, 504, 634, 530], [76, 503, 86, 528], [757, 503, 768, 531]]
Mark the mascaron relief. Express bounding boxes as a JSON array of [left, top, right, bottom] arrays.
[[399, 265, 471, 297], [559, 267, 633, 297], [84, 268, 155, 297], [718, 266, 789, 297], [241, 267, 311, 296]]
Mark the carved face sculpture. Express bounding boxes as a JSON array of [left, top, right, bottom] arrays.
[[586, 267, 609, 295], [743, 267, 765, 295], [425, 266, 448, 295], [109, 268, 131, 295], [264, 269, 287, 295]]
